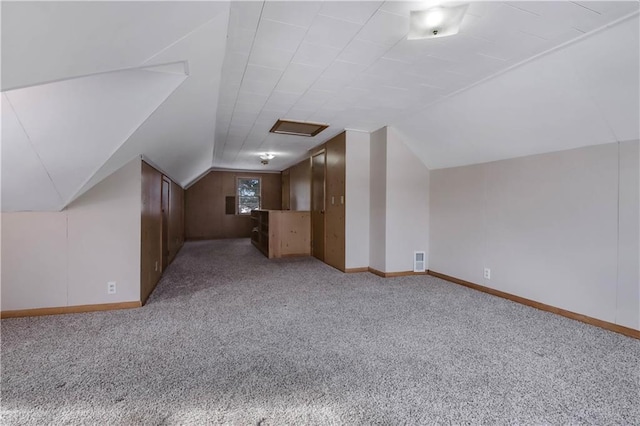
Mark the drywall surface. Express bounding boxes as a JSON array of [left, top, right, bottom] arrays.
[[617, 140, 640, 329], [430, 141, 639, 329], [66, 157, 141, 306], [369, 127, 387, 272], [345, 130, 371, 269], [0, 158, 142, 311], [385, 127, 429, 272], [1, 212, 69, 310]]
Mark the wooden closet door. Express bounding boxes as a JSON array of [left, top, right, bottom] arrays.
[[324, 133, 346, 271], [311, 151, 325, 261]]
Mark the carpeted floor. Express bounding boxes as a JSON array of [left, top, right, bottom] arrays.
[[2, 239, 639, 425]]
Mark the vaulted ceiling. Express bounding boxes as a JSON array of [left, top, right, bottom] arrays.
[[2, 1, 639, 211]]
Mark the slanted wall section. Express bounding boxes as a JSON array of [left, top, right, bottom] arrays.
[[1, 158, 142, 311]]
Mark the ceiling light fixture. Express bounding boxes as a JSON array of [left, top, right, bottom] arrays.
[[408, 4, 469, 40], [259, 153, 275, 160]]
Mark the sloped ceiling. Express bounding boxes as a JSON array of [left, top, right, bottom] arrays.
[[2, 1, 639, 212]]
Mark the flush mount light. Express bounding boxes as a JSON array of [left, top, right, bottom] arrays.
[[269, 119, 329, 137], [408, 4, 469, 40], [259, 153, 275, 160]]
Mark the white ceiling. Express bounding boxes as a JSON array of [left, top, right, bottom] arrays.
[[1, 1, 639, 211]]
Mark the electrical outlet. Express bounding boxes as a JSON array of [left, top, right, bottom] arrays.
[[484, 268, 491, 280], [155, 261, 158, 272], [107, 281, 117, 294]]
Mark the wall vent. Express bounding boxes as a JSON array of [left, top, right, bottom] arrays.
[[414, 251, 426, 272]]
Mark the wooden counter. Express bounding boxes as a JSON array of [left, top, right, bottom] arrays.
[[250, 210, 311, 258]]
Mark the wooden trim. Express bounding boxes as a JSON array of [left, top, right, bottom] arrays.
[[345, 267, 369, 273], [368, 267, 429, 278], [1, 301, 142, 319], [428, 270, 640, 340]]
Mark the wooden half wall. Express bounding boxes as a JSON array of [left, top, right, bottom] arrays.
[[184, 170, 282, 240]]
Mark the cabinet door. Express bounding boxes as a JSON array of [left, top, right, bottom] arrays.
[[324, 132, 346, 271]]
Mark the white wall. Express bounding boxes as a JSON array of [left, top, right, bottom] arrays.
[[430, 141, 640, 330], [385, 127, 429, 272], [369, 127, 387, 272], [617, 140, 640, 329], [1, 158, 142, 311], [345, 130, 371, 270]]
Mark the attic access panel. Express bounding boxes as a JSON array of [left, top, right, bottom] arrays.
[[269, 119, 328, 137]]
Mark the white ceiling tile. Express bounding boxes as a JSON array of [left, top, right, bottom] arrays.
[[249, 46, 295, 70], [240, 78, 278, 97], [291, 42, 341, 68], [254, 19, 308, 52], [322, 60, 368, 82], [230, 1, 262, 31], [234, 100, 264, 115], [572, 1, 639, 16], [304, 14, 362, 50], [275, 63, 325, 94], [318, 1, 384, 25], [262, 1, 322, 29], [236, 91, 269, 107], [379, 1, 439, 18], [294, 89, 334, 109], [228, 28, 256, 55], [338, 39, 390, 66], [243, 64, 283, 86], [356, 10, 409, 46], [366, 57, 413, 79], [264, 90, 302, 111]]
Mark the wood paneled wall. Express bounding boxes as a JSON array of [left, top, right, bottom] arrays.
[[168, 180, 184, 264], [185, 171, 282, 240], [141, 161, 184, 303], [283, 158, 311, 211], [141, 162, 163, 302]]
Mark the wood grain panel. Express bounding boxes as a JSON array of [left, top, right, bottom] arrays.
[[168, 180, 184, 264], [185, 171, 281, 240], [311, 151, 325, 261], [287, 158, 311, 211], [141, 161, 163, 303], [324, 132, 346, 271], [428, 270, 640, 340], [282, 170, 290, 210]]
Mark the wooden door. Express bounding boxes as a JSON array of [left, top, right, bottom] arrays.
[[324, 133, 346, 271], [161, 177, 170, 271], [311, 151, 325, 261]]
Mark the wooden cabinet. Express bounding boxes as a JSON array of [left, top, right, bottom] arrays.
[[251, 209, 311, 258]]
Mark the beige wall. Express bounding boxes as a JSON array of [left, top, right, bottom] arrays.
[[430, 141, 639, 330], [369, 127, 387, 272], [385, 127, 429, 272], [345, 130, 371, 270], [1, 158, 142, 311]]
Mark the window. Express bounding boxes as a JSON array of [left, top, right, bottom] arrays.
[[237, 177, 261, 214]]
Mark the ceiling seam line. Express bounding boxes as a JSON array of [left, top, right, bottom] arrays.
[[251, 2, 389, 158], [1, 60, 189, 93], [3, 93, 65, 206], [142, 16, 221, 65], [64, 75, 189, 208], [218, 0, 266, 164]]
